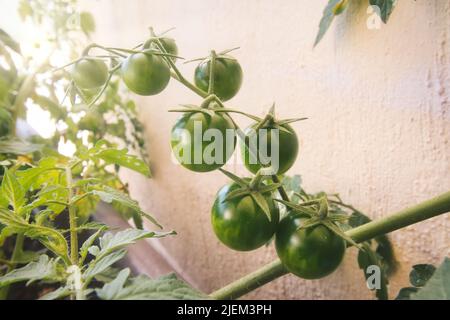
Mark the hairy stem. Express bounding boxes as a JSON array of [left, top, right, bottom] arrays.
[[210, 190, 450, 300], [65, 167, 78, 266]]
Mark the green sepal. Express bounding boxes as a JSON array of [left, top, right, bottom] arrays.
[[250, 191, 271, 222]]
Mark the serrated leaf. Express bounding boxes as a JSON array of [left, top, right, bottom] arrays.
[[92, 186, 161, 228], [410, 258, 450, 300], [96, 268, 130, 300], [96, 228, 174, 261], [0, 255, 59, 287], [83, 249, 127, 281], [96, 271, 208, 300], [410, 264, 436, 287], [395, 287, 418, 300], [95, 148, 150, 177], [314, 0, 343, 47], [369, 0, 397, 24], [0, 208, 69, 262], [250, 191, 271, 221], [1, 168, 25, 212], [39, 287, 72, 300], [79, 226, 106, 265], [0, 138, 42, 155]]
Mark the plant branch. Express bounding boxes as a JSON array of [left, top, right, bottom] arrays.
[[209, 190, 450, 299], [65, 167, 78, 266]]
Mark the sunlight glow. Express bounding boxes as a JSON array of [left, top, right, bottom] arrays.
[[26, 104, 55, 138]]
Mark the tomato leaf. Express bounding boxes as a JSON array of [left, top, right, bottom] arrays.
[[369, 0, 397, 24], [92, 186, 162, 229], [96, 269, 209, 300], [314, 0, 347, 47], [358, 243, 389, 300], [95, 228, 175, 261], [94, 146, 150, 177], [410, 258, 450, 300], [83, 249, 127, 281], [410, 264, 436, 287], [0, 138, 42, 155], [0, 255, 60, 287], [79, 226, 107, 265], [80, 12, 96, 36], [0, 208, 69, 262], [1, 168, 25, 212], [39, 287, 72, 300]]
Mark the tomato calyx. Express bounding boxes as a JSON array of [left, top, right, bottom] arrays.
[[218, 168, 281, 221], [183, 47, 241, 65], [275, 196, 362, 249], [254, 104, 308, 134]]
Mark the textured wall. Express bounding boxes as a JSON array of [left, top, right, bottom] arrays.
[[85, 0, 450, 299]]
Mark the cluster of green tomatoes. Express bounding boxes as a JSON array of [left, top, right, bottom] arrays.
[[69, 31, 347, 280]]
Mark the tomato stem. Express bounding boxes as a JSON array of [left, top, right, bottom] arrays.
[[208, 50, 217, 95], [209, 190, 450, 300]]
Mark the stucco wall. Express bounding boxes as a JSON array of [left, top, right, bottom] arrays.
[[84, 0, 450, 299]]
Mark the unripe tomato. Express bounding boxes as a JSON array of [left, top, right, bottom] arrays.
[[194, 56, 243, 101], [170, 110, 236, 172], [212, 181, 279, 251], [121, 53, 170, 96], [72, 59, 109, 89], [144, 37, 178, 61], [240, 123, 298, 175], [78, 110, 106, 133], [275, 212, 346, 279]]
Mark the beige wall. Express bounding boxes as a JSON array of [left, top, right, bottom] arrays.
[[84, 0, 450, 299]]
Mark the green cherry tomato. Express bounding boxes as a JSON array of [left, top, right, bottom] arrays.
[[121, 53, 170, 96], [78, 110, 106, 133], [170, 111, 236, 172], [144, 37, 178, 61], [275, 212, 346, 279], [72, 58, 109, 89], [212, 181, 279, 251], [240, 123, 298, 175], [194, 55, 243, 101]]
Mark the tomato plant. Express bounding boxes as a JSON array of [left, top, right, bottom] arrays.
[[0, 0, 449, 302]]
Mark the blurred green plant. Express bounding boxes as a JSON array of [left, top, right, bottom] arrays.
[[314, 0, 398, 47]]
